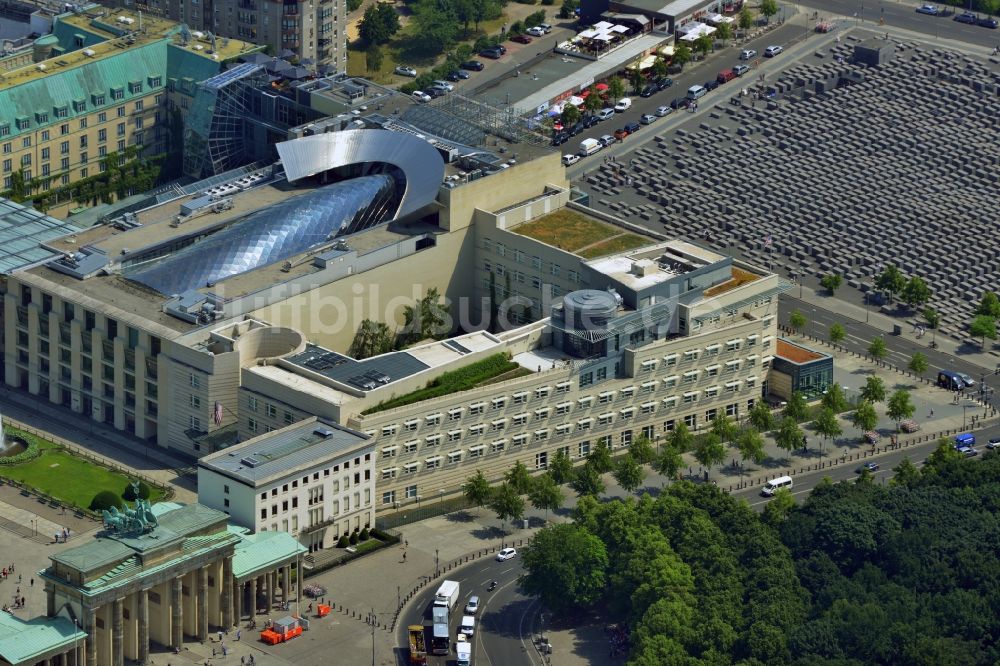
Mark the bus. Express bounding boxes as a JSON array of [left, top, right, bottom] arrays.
[[431, 622, 450, 655]]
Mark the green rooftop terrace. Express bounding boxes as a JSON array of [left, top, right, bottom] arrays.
[[361, 353, 531, 415], [511, 208, 651, 258]]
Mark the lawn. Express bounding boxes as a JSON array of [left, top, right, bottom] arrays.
[[0, 441, 166, 511], [577, 233, 651, 259], [513, 209, 625, 252]]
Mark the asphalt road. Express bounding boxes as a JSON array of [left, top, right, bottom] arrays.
[[805, 0, 1000, 48], [396, 554, 540, 666]]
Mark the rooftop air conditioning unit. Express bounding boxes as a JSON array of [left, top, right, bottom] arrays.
[[193, 44, 204, 50], [82, 48, 95, 56], [37, 63, 46, 71], [117, 15, 135, 24]]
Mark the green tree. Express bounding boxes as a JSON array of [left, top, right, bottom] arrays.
[[747, 400, 774, 432], [629, 435, 656, 465], [694, 433, 726, 476], [588, 441, 613, 473], [851, 400, 878, 436], [410, 6, 460, 56], [923, 306, 941, 346], [561, 103, 581, 126], [907, 351, 929, 376], [528, 473, 564, 519], [672, 43, 692, 68], [875, 264, 906, 303], [629, 67, 645, 93], [901, 276, 931, 309], [365, 43, 384, 73], [820, 274, 843, 295], [711, 415, 739, 447], [774, 416, 804, 455], [736, 428, 765, 476], [504, 460, 532, 494], [402, 287, 448, 342], [359, 3, 401, 44], [570, 462, 605, 497], [654, 444, 683, 481], [347, 0, 363, 11], [761, 488, 796, 526], [122, 480, 151, 501], [583, 86, 603, 112], [651, 56, 668, 79], [607, 76, 626, 101], [828, 322, 846, 345], [715, 21, 732, 43], [488, 482, 525, 525], [462, 470, 491, 514], [886, 389, 915, 429], [667, 421, 694, 451], [613, 453, 646, 494], [693, 34, 713, 57], [520, 524, 608, 613], [548, 448, 574, 485], [789, 310, 807, 335], [970, 314, 997, 349], [860, 375, 886, 404], [349, 318, 395, 359], [557, 0, 578, 18], [783, 391, 809, 422], [90, 490, 125, 511], [868, 336, 888, 362], [526, 10, 547, 25], [976, 291, 1000, 318], [821, 383, 849, 413], [812, 407, 842, 454], [889, 457, 921, 488], [760, 0, 779, 20], [738, 5, 754, 29]]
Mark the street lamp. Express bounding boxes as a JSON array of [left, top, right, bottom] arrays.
[[963, 403, 970, 430], [435, 549, 439, 578], [439, 489, 444, 505]]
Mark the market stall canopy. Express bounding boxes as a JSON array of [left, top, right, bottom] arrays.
[[579, 28, 599, 38], [594, 20, 614, 29]]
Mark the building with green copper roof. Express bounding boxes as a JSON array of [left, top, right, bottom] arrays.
[[30, 501, 304, 666], [0, 3, 261, 217]]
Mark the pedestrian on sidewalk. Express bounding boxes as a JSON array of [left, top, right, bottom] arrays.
[[403, 552, 407, 562]]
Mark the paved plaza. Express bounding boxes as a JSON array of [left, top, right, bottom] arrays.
[[580, 29, 1000, 344]]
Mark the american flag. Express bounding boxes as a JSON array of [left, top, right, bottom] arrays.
[[763, 234, 773, 249], [213, 401, 224, 426]]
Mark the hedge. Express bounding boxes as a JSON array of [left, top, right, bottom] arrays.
[[0, 428, 41, 466]]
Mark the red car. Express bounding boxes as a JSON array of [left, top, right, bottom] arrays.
[[511, 33, 533, 44]]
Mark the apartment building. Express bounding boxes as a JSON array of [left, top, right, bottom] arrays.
[[0, 5, 260, 216], [198, 417, 374, 551], [111, 0, 346, 71]]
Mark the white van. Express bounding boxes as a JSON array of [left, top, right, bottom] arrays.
[[456, 639, 472, 666], [459, 615, 476, 637], [760, 476, 793, 497], [579, 138, 602, 156], [686, 84, 707, 100]]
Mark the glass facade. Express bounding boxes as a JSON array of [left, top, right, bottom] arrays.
[[127, 174, 397, 295]]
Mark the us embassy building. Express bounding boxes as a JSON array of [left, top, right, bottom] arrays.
[[2, 118, 787, 532]]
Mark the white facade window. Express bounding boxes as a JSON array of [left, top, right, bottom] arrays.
[[577, 418, 593, 431], [725, 381, 741, 392], [447, 430, 462, 442], [746, 376, 757, 388], [403, 440, 419, 453], [555, 402, 571, 415], [535, 386, 551, 399], [705, 386, 720, 398], [640, 381, 657, 394], [747, 355, 758, 367], [620, 387, 635, 399], [663, 354, 678, 366], [448, 408, 463, 421], [426, 413, 442, 426], [683, 350, 699, 362], [512, 391, 528, 404], [425, 434, 442, 446], [641, 360, 657, 372], [683, 371, 699, 383], [683, 392, 699, 403], [512, 413, 528, 426], [447, 451, 463, 464], [726, 339, 741, 352], [490, 439, 506, 454], [381, 468, 397, 480], [512, 434, 528, 446], [469, 402, 485, 415], [533, 429, 549, 442], [577, 396, 594, 408], [641, 402, 656, 414], [469, 445, 485, 459], [555, 424, 572, 435], [402, 462, 419, 475], [555, 381, 571, 394], [663, 376, 679, 388], [425, 456, 442, 470], [598, 412, 614, 425], [403, 419, 419, 431], [620, 407, 636, 420], [746, 334, 759, 347], [248, 396, 258, 412], [380, 446, 397, 459], [662, 397, 678, 408], [491, 397, 507, 411], [469, 424, 485, 436], [490, 419, 507, 432], [381, 425, 397, 437], [598, 391, 615, 404], [534, 408, 550, 420]]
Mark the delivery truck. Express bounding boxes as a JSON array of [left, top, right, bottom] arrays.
[[407, 625, 427, 663], [456, 637, 472, 666], [578, 138, 602, 156], [433, 580, 460, 610]]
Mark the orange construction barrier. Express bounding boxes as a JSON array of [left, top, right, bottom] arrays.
[[317, 604, 331, 618]]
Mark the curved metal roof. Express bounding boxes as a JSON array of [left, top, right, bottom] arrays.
[[276, 129, 444, 219], [127, 174, 396, 296]]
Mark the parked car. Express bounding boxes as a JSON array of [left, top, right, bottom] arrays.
[[465, 596, 480, 614], [562, 154, 580, 166], [538, 23, 553, 33], [655, 77, 673, 90], [915, 4, 940, 14], [654, 105, 672, 116], [613, 127, 630, 140], [732, 63, 750, 76], [640, 83, 658, 97], [596, 108, 616, 121], [986, 437, 1000, 450], [496, 547, 517, 561], [461, 60, 485, 71], [425, 87, 447, 98], [977, 15, 998, 27], [614, 97, 632, 112], [394, 65, 417, 77], [511, 33, 533, 44], [640, 113, 657, 125], [431, 80, 454, 92], [496, 44, 507, 54], [623, 120, 641, 134], [446, 70, 463, 82], [954, 11, 977, 23], [956, 372, 976, 387], [670, 96, 691, 110], [526, 26, 546, 37], [551, 132, 569, 146], [704, 79, 720, 91], [598, 134, 616, 147], [764, 45, 783, 57], [411, 90, 432, 102], [581, 114, 600, 128], [958, 445, 979, 457], [740, 48, 757, 60], [566, 122, 583, 136], [718, 69, 736, 84], [479, 48, 502, 59]]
